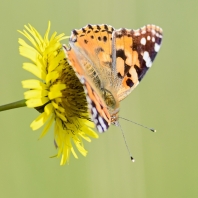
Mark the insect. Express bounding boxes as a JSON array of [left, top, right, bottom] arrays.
[[63, 24, 163, 133]]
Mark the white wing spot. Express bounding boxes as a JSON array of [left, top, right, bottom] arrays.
[[84, 88, 88, 94], [156, 33, 160, 37], [152, 37, 155, 42], [154, 43, 161, 52], [143, 51, 152, 67], [88, 103, 92, 110], [94, 118, 98, 124], [97, 125, 103, 133], [79, 77, 85, 84], [134, 32, 140, 36], [92, 107, 97, 119], [147, 36, 151, 40], [86, 95, 91, 104], [98, 116, 107, 131], [140, 37, 146, 45], [151, 29, 156, 34]]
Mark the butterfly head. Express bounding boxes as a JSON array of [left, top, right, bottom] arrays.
[[111, 112, 119, 126]]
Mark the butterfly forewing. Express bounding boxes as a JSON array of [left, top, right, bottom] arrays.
[[112, 25, 163, 101]]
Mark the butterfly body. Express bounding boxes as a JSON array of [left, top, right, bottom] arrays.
[[63, 24, 163, 132]]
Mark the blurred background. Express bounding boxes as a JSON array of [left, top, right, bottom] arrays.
[[0, 0, 198, 197]]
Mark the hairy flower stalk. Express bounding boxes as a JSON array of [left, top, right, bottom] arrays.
[[18, 22, 98, 165]]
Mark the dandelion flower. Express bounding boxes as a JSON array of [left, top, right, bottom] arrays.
[[18, 22, 98, 165]]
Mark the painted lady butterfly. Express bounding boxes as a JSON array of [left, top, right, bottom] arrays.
[[63, 24, 163, 133]]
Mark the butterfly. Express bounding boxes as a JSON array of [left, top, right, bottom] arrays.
[[63, 24, 163, 133]]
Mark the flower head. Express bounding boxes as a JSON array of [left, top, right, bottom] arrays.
[[18, 22, 98, 165]]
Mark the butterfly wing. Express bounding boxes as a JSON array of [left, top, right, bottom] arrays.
[[112, 25, 163, 101], [82, 77, 111, 132], [64, 24, 121, 132], [69, 25, 115, 89], [63, 43, 111, 133], [64, 24, 163, 132]]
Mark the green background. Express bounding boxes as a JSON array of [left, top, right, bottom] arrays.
[[0, 0, 198, 197]]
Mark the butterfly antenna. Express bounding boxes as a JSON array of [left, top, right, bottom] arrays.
[[117, 122, 135, 162], [119, 117, 156, 132]]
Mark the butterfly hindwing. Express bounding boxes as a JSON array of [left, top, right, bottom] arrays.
[[82, 77, 111, 132]]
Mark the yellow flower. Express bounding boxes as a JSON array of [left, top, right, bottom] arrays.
[[18, 22, 98, 165]]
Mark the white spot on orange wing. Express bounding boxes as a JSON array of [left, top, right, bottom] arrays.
[[94, 118, 98, 124], [140, 37, 146, 45], [86, 95, 91, 103], [134, 32, 140, 36], [97, 125, 103, 132], [154, 43, 160, 52], [151, 29, 156, 34], [152, 37, 155, 42], [79, 76, 85, 84], [143, 51, 152, 67], [98, 116, 107, 131], [147, 36, 151, 40]]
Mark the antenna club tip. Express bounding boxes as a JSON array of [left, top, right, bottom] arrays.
[[130, 156, 135, 162], [151, 129, 157, 132]]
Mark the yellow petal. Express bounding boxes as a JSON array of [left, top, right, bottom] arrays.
[[26, 97, 49, 107], [23, 62, 46, 80], [30, 111, 50, 130], [82, 126, 99, 138], [46, 71, 59, 84], [78, 132, 91, 142], [39, 114, 54, 139], [44, 103, 53, 115], [24, 89, 48, 99], [22, 79, 47, 89]]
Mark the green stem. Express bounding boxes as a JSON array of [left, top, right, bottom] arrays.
[[0, 99, 27, 112]]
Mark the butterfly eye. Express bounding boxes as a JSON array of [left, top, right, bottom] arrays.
[[101, 88, 116, 109]]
